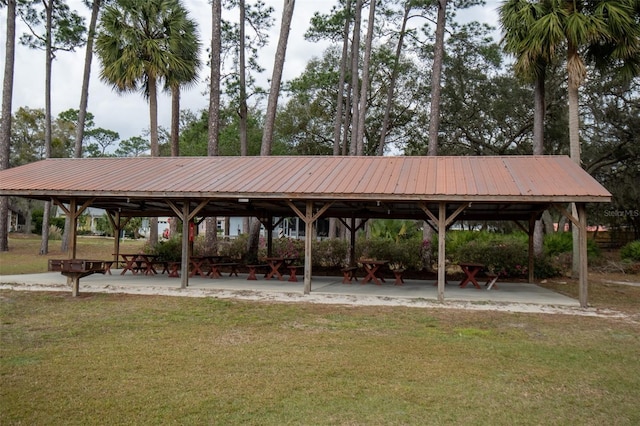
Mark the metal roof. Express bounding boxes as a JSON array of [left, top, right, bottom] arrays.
[[0, 155, 611, 221]]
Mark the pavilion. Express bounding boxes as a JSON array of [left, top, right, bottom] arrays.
[[0, 155, 611, 307]]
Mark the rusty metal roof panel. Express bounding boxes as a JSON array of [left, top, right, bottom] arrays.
[[0, 155, 611, 202]]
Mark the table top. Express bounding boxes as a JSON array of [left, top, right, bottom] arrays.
[[359, 259, 389, 265], [458, 262, 484, 268], [264, 257, 298, 261]]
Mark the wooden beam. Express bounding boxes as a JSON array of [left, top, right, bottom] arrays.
[[285, 201, 333, 294], [303, 201, 313, 294], [577, 203, 588, 308], [552, 204, 590, 307], [338, 217, 368, 266], [180, 202, 191, 289], [528, 214, 536, 283], [437, 202, 446, 303]]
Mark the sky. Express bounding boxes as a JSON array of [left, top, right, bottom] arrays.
[[0, 0, 502, 145]]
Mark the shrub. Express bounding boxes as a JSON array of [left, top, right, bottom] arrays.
[[148, 237, 182, 262], [218, 235, 250, 261], [455, 238, 529, 278], [451, 233, 559, 279], [272, 237, 305, 259], [312, 238, 349, 268], [620, 240, 640, 261], [544, 231, 600, 259], [48, 225, 63, 240]]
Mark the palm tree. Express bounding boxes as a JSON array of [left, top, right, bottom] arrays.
[[164, 4, 200, 157], [500, 0, 640, 273], [501, 0, 639, 165], [96, 0, 200, 246], [96, 0, 199, 158], [500, 0, 554, 155], [500, 0, 556, 256]]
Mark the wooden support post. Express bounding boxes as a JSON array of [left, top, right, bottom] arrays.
[[437, 203, 446, 303], [419, 202, 469, 303], [304, 201, 313, 294], [165, 199, 210, 289], [266, 216, 273, 257], [180, 202, 190, 289], [528, 215, 536, 283], [338, 217, 368, 266], [552, 204, 590, 308], [287, 200, 333, 294], [106, 210, 131, 268], [53, 197, 95, 296], [577, 203, 588, 308]]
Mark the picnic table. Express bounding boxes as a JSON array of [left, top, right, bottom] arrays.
[[458, 262, 484, 289], [359, 259, 388, 285], [264, 257, 298, 281], [117, 253, 159, 276], [189, 256, 213, 277]]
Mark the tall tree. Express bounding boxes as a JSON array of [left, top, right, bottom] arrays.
[[62, 0, 102, 253], [500, 0, 640, 274], [354, 0, 375, 156], [0, 0, 17, 252], [96, 0, 200, 246], [426, 0, 447, 156], [349, 0, 363, 155], [500, 0, 556, 255], [73, 0, 102, 158], [249, 0, 296, 259], [260, 0, 295, 155], [20, 0, 86, 254], [164, 3, 200, 157], [377, 1, 410, 156], [205, 0, 222, 252]]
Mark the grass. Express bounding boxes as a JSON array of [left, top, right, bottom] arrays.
[[0, 234, 145, 275], [1, 291, 639, 425], [1, 235, 640, 424]]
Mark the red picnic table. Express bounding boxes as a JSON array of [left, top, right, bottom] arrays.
[[264, 257, 299, 281], [458, 262, 484, 289], [359, 259, 388, 285]]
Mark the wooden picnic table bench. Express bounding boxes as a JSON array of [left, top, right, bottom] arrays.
[[209, 262, 240, 279], [48, 259, 111, 297], [341, 266, 358, 284], [246, 264, 269, 280]]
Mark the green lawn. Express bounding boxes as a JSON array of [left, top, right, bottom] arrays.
[[2, 235, 639, 424], [0, 234, 145, 275], [1, 291, 639, 425]]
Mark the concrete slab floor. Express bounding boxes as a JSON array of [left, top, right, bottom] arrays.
[[1, 269, 579, 308]]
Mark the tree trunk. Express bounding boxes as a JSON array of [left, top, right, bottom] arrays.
[[260, 0, 295, 156], [249, 0, 296, 259], [378, 2, 409, 156], [533, 70, 546, 256], [61, 0, 101, 254], [568, 43, 582, 279], [209, 0, 222, 157], [0, 0, 17, 252], [148, 74, 159, 247], [332, 0, 351, 155], [171, 85, 180, 156], [348, 0, 363, 155], [239, 0, 248, 156], [355, 0, 375, 156], [427, 0, 447, 156], [74, 0, 101, 158], [40, 1, 54, 255], [206, 0, 222, 250]]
